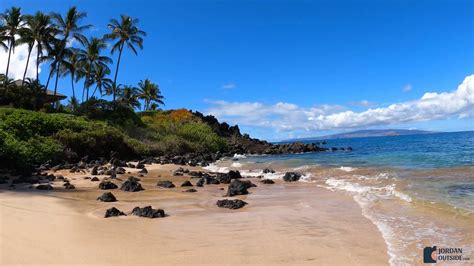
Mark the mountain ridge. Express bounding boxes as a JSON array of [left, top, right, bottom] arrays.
[[283, 129, 438, 142]]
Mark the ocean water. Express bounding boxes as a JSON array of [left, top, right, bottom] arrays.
[[207, 131, 474, 265]]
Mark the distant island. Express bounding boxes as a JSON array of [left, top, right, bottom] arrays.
[[284, 129, 438, 141]]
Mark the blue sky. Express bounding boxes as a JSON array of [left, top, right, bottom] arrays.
[[2, 0, 474, 140]]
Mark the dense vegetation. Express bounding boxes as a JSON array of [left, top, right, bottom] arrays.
[[0, 107, 228, 171]]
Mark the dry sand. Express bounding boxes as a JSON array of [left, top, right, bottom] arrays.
[[0, 164, 389, 265]]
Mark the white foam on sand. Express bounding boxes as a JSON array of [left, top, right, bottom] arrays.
[[339, 166, 356, 172], [231, 162, 243, 168], [233, 154, 247, 159], [324, 177, 409, 265]]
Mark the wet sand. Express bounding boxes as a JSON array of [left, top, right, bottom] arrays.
[[0, 164, 389, 265]]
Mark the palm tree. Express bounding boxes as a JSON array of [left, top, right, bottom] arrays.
[[77, 37, 112, 101], [18, 12, 56, 85], [118, 84, 141, 110], [50, 7, 91, 99], [46, 39, 72, 103], [62, 49, 81, 99], [90, 64, 112, 98], [105, 15, 146, 101], [137, 79, 164, 111], [0, 7, 24, 81]]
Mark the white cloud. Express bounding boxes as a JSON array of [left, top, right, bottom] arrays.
[[350, 99, 375, 107], [221, 82, 236, 89], [403, 84, 412, 92], [206, 74, 474, 132], [0, 42, 39, 80]]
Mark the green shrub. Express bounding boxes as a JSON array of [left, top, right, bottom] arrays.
[[177, 122, 227, 152]]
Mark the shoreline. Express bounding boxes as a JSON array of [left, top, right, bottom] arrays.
[[0, 163, 389, 265]]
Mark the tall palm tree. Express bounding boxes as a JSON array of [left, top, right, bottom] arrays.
[[118, 84, 141, 110], [105, 15, 146, 101], [50, 7, 91, 98], [90, 64, 112, 98], [47, 39, 72, 103], [0, 7, 24, 81], [77, 37, 112, 101], [137, 79, 164, 111], [62, 49, 81, 99], [18, 12, 56, 85]]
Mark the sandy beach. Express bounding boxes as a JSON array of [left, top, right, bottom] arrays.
[[0, 164, 389, 265]]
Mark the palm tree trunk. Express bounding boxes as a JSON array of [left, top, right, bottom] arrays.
[[45, 66, 54, 91], [5, 43, 13, 81], [36, 46, 40, 81], [112, 43, 124, 102], [21, 46, 33, 87], [71, 72, 76, 99], [91, 85, 98, 98], [53, 64, 60, 108]]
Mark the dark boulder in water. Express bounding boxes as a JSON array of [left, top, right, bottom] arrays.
[[216, 199, 248, 209], [181, 180, 193, 187], [263, 168, 275, 174], [226, 179, 256, 197], [97, 192, 117, 202], [36, 184, 53, 190], [216, 171, 241, 184], [131, 206, 166, 218], [105, 207, 125, 218], [157, 180, 175, 188], [283, 172, 301, 182], [120, 176, 144, 192], [260, 179, 275, 184], [99, 180, 118, 190]]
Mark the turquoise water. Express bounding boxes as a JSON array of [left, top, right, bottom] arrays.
[[237, 131, 474, 212]]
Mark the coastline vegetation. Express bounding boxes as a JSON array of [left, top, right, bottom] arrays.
[[0, 6, 229, 171]]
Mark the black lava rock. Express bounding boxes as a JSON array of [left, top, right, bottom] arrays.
[[196, 178, 205, 187], [36, 184, 53, 190], [63, 182, 75, 189], [99, 180, 118, 190], [181, 180, 193, 187], [283, 172, 301, 182], [261, 179, 275, 184], [263, 168, 275, 174], [216, 199, 248, 209], [131, 206, 166, 218], [183, 188, 197, 193], [226, 179, 256, 197], [97, 192, 117, 202], [157, 180, 175, 188], [138, 168, 148, 174], [104, 207, 126, 218], [120, 176, 144, 192], [91, 177, 100, 182]]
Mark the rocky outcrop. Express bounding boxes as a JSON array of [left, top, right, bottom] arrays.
[[120, 176, 144, 192], [181, 181, 193, 187], [226, 179, 256, 197], [157, 180, 175, 188], [98, 180, 118, 190], [97, 192, 117, 202], [105, 207, 125, 218], [216, 199, 248, 209], [131, 206, 166, 218], [283, 172, 301, 182], [36, 184, 53, 190]]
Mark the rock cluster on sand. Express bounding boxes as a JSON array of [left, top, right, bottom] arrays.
[[260, 179, 275, 184], [216, 170, 242, 184], [132, 206, 166, 218], [226, 179, 256, 196], [98, 180, 118, 190], [283, 172, 301, 182], [157, 180, 175, 188], [97, 192, 117, 202], [120, 176, 144, 192], [216, 199, 248, 209], [104, 207, 126, 218]]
